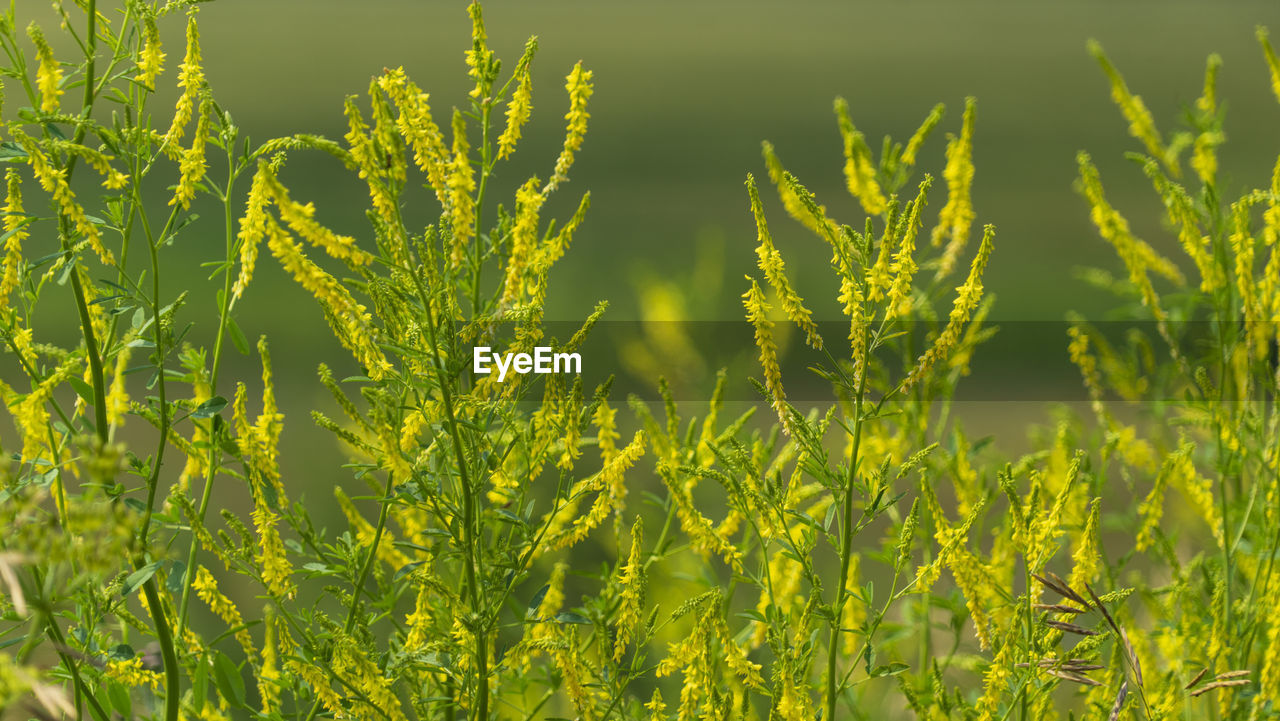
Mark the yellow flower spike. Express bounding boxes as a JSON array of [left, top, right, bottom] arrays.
[[613, 517, 645, 662], [547, 61, 594, 193], [165, 14, 204, 150], [104, 657, 162, 691], [252, 499, 295, 600], [904, 225, 994, 392], [1256, 583, 1280, 716], [1197, 53, 1222, 117], [835, 97, 887, 215], [1078, 153, 1183, 306], [743, 277, 790, 433], [253, 337, 285, 494], [231, 162, 273, 304], [946, 547, 998, 650], [645, 689, 667, 719], [1191, 130, 1223, 186], [171, 96, 212, 209], [974, 632, 1016, 721], [368, 77, 405, 184], [335, 486, 411, 571], [1068, 498, 1102, 593], [545, 431, 646, 552], [760, 142, 838, 240], [557, 380, 584, 471], [498, 37, 538, 161], [18, 134, 112, 265], [260, 169, 374, 268], [1089, 39, 1172, 172], [1, 168, 29, 305], [105, 343, 132, 431], [865, 206, 898, 304], [378, 68, 450, 204], [466, 0, 494, 99], [446, 108, 476, 267], [887, 176, 932, 319], [747, 174, 822, 349], [1259, 27, 1280, 105], [264, 218, 390, 378], [901, 103, 945, 167], [135, 14, 165, 90], [500, 177, 546, 306], [27, 24, 62, 114], [1141, 159, 1220, 292], [932, 98, 976, 278], [51, 141, 128, 190], [192, 566, 255, 656], [593, 398, 620, 464]]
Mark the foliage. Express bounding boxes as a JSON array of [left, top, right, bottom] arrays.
[[0, 1, 1278, 720]]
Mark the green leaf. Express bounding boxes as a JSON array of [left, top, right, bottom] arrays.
[[228, 317, 250, 355], [106, 680, 132, 717], [871, 662, 910, 678], [527, 583, 550, 618], [192, 396, 228, 419], [554, 612, 591, 625], [122, 563, 159, 597], [212, 649, 246, 709], [0, 141, 28, 161], [192, 657, 208, 710], [69, 377, 96, 407]]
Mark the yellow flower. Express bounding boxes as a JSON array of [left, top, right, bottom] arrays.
[[264, 217, 390, 378], [545, 431, 646, 552], [18, 134, 112, 265], [1, 168, 29, 305], [500, 177, 546, 306], [27, 24, 62, 113], [1089, 40, 1170, 172], [446, 108, 476, 267], [593, 399, 620, 464], [902, 103, 945, 166], [760, 142, 839, 240], [105, 343, 133, 430], [747, 174, 822, 349], [192, 566, 254, 656], [378, 68, 450, 204], [744, 278, 789, 433], [465, 1, 494, 99], [887, 176, 932, 318], [1258, 27, 1280, 106], [166, 15, 205, 150], [613, 517, 645, 661], [498, 38, 538, 160], [252, 502, 294, 600], [232, 162, 273, 304], [548, 62, 594, 192], [835, 97, 887, 215], [135, 15, 165, 90], [904, 224, 994, 391], [932, 98, 976, 278], [104, 657, 162, 691], [171, 96, 212, 209], [261, 169, 374, 268]]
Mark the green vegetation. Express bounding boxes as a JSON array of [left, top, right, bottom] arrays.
[[0, 2, 1278, 719]]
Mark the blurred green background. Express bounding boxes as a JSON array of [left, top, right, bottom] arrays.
[[191, 0, 1280, 329]]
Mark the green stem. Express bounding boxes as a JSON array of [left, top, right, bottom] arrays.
[[470, 100, 492, 318], [177, 147, 241, 635], [826, 327, 871, 721]]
